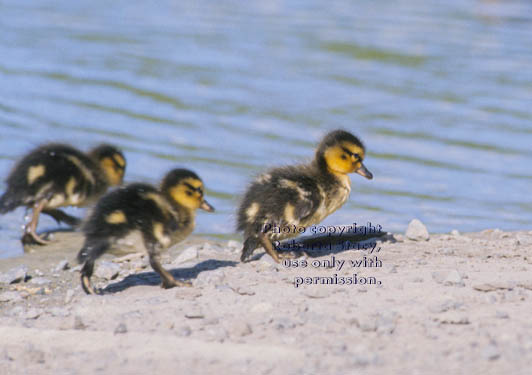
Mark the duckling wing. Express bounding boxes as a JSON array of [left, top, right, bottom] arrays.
[[275, 173, 321, 225], [2, 144, 105, 209], [84, 184, 160, 236], [83, 183, 182, 252], [238, 167, 322, 237]]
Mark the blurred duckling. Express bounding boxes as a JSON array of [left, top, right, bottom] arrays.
[[77, 168, 215, 295], [237, 129, 373, 263], [0, 143, 126, 245]]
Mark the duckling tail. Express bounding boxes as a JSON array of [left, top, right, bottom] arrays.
[[77, 239, 110, 264], [240, 236, 261, 262], [0, 192, 20, 214]]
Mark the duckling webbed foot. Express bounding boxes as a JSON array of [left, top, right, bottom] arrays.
[[43, 209, 81, 227], [149, 252, 191, 289], [240, 237, 260, 262], [278, 250, 303, 260], [22, 200, 51, 245], [162, 279, 192, 289], [80, 261, 101, 295], [21, 231, 51, 245], [259, 233, 282, 263]]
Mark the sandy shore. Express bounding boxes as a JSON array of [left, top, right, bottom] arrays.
[[1, 227, 532, 375]]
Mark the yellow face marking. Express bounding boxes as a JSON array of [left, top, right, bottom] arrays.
[[184, 177, 202, 190], [169, 178, 204, 211], [153, 222, 171, 247], [66, 155, 95, 185], [246, 202, 260, 222], [100, 158, 124, 186], [324, 142, 365, 175], [112, 154, 126, 169], [106, 210, 127, 224], [27, 165, 45, 185]]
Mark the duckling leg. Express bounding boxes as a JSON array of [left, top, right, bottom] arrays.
[[80, 260, 98, 295], [148, 249, 192, 289], [257, 233, 299, 263], [240, 236, 260, 262], [43, 209, 81, 227], [21, 199, 50, 245], [258, 233, 281, 263]]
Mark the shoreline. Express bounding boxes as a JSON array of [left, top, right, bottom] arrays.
[[1, 228, 532, 374]]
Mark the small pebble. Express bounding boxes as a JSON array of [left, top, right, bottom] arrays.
[[176, 325, 192, 337], [303, 288, 329, 299], [250, 302, 273, 313], [227, 240, 242, 249], [74, 316, 87, 330], [25, 308, 42, 320], [64, 289, 75, 304], [48, 307, 70, 318], [376, 312, 398, 334], [185, 306, 204, 319], [34, 269, 44, 277], [356, 318, 377, 332], [0, 291, 22, 302], [173, 247, 198, 265], [114, 323, 128, 334], [495, 311, 509, 319], [393, 234, 405, 242], [230, 321, 253, 337], [405, 219, 430, 241], [440, 248, 454, 256], [94, 261, 121, 280], [29, 277, 51, 286], [388, 265, 398, 274], [483, 344, 500, 361], [0, 265, 28, 284], [444, 270, 465, 287], [54, 260, 70, 272], [232, 286, 255, 296]]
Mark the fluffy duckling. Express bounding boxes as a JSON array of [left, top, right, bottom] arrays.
[[77, 168, 215, 295], [237, 129, 373, 263], [0, 143, 126, 245]]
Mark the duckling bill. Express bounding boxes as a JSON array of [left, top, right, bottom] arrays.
[[77, 168, 214, 295], [0, 143, 126, 245], [237, 129, 373, 263]]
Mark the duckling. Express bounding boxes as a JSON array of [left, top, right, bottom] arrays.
[[0, 143, 126, 245], [237, 129, 373, 263], [77, 168, 215, 295]]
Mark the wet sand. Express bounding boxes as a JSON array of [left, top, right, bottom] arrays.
[[1, 228, 532, 374]]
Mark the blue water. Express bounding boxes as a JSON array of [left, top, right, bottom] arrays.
[[1, 0, 532, 258]]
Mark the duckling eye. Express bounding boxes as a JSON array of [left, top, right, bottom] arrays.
[[353, 153, 360, 160], [341, 154, 348, 160], [186, 191, 193, 197]]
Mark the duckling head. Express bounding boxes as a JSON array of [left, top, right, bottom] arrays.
[[316, 130, 373, 179], [161, 169, 215, 212], [89, 145, 126, 186]]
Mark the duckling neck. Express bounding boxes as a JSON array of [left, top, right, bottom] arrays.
[[90, 167, 113, 198], [327, 169, 351, 193], [173, 203, 196, 230], [313, 157, 351, 190]]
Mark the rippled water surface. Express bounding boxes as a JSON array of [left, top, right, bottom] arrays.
[[1, 0, 532, 258]]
